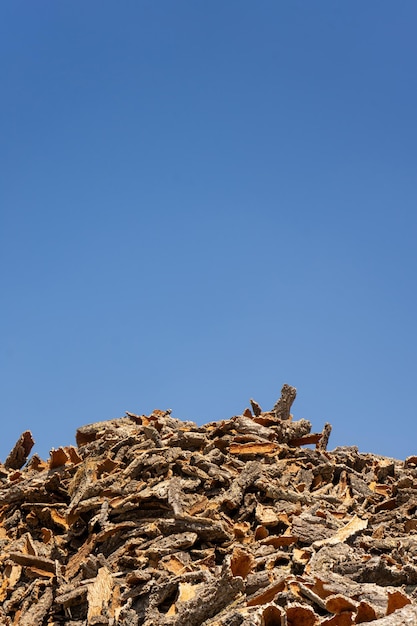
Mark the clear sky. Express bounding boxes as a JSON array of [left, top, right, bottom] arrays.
[[1, 2, 416, 462]]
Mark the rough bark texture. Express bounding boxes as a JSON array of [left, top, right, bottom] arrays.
[[4, 430, 34, 470], [0, 385, 416, 625]]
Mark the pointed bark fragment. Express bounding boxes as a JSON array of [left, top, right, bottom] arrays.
[[272, 384, 297, 420], [4, 431, 34, 469]]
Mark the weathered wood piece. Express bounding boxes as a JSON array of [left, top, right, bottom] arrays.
[[4, 430, 34, 469], [272, 383, 297, 420]]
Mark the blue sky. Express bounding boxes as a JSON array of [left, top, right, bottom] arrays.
[[1, 2, 416, 462]]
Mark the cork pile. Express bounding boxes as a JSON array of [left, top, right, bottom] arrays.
[[1, 385, 417, 625]]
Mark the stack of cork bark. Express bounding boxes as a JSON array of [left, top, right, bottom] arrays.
[[1, 385, 417, 625]]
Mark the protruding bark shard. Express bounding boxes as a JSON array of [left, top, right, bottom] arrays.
[[318, 422, 332, 450], [272, 383, 297, 420], [4, 430, 34, 469], [250, 398, 262, 416]]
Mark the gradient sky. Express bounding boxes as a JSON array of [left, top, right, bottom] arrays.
[[1, 2, 416, 463]]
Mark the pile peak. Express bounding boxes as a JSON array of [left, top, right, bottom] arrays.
[[1, 385, 417, 624]]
